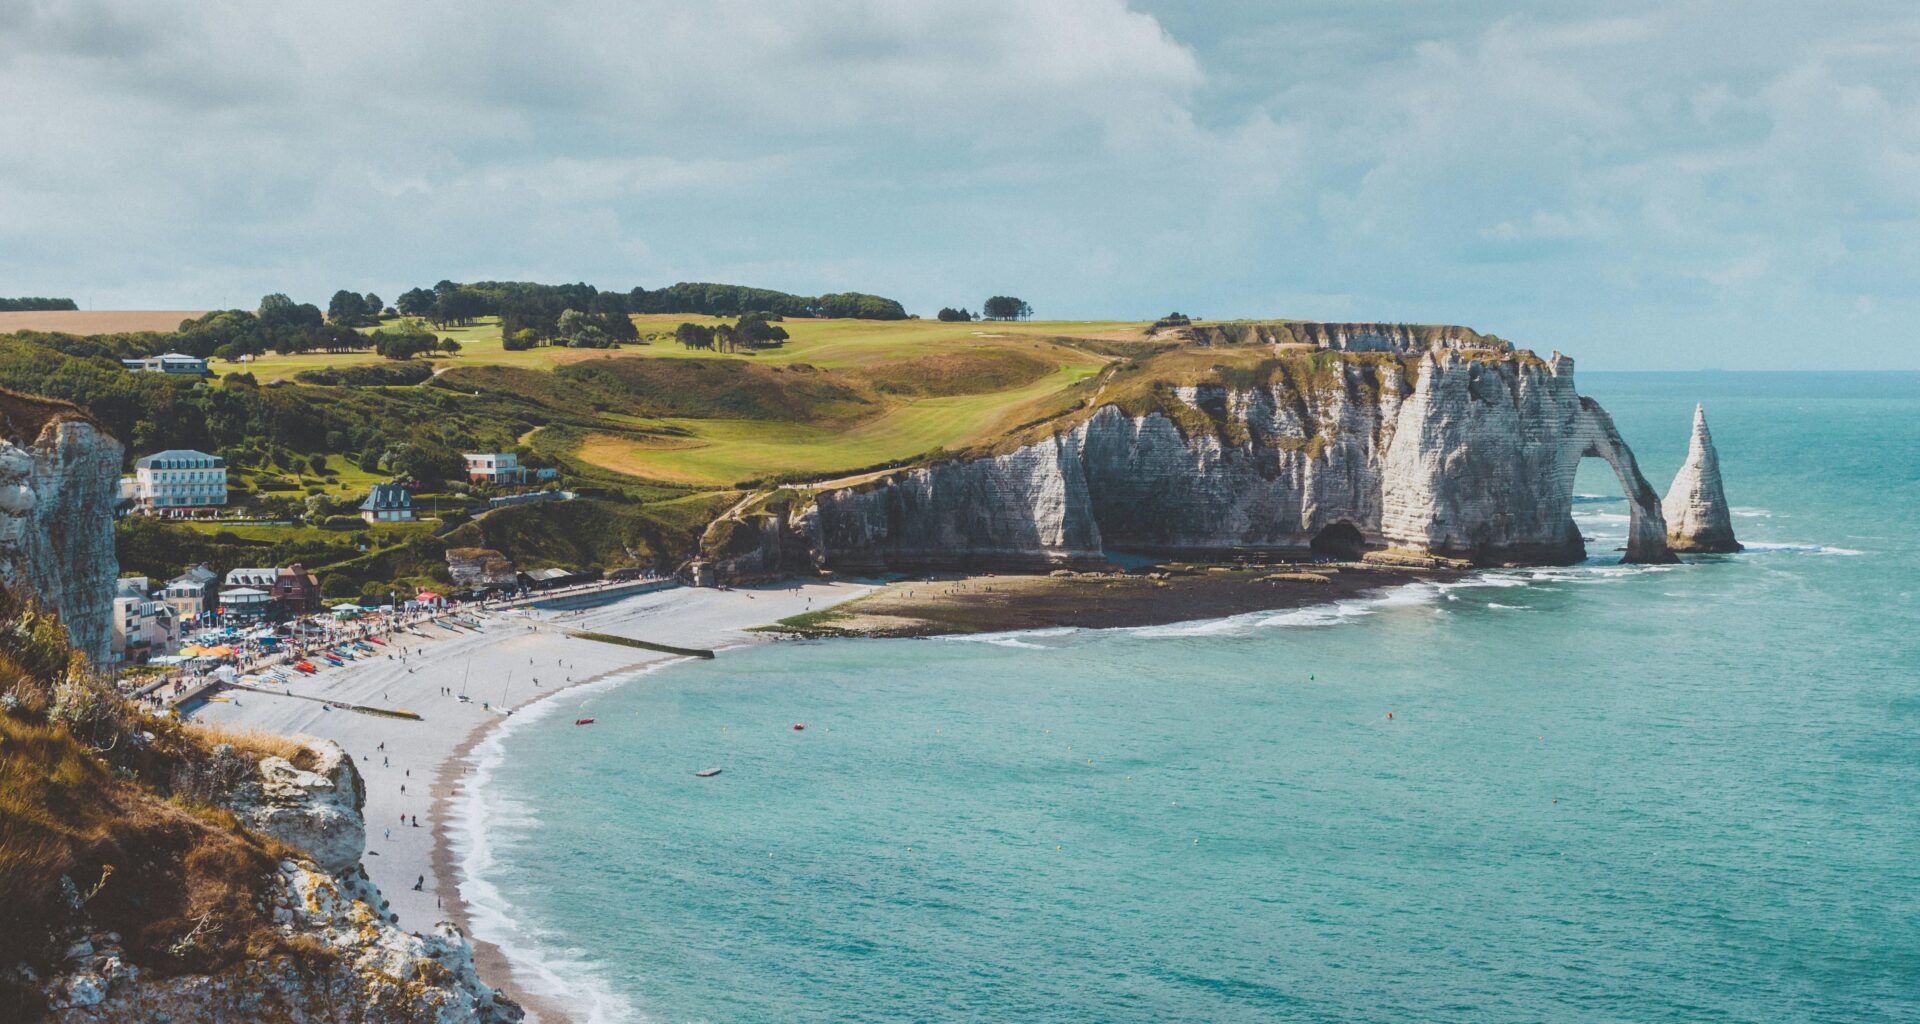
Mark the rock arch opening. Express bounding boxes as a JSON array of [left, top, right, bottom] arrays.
[[1572, 398, 1677, 564], [1310, 522, 1368, 561]]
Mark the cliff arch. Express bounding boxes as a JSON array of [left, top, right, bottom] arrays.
[[1571, 398, 1676, 564]]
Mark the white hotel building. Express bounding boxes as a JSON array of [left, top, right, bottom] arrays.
[[133, 449, 227, 513]]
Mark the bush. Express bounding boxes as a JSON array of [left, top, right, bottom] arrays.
[[294, 362, 434, 387], [323, 515, 362, 530]]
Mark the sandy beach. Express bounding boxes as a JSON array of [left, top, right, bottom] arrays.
[[189, 578, 871, 1023]]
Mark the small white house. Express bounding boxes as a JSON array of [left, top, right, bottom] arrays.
[[121, 353, 210, 375]]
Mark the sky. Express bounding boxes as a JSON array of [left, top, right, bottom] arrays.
[[4, 0, 1919, 369]]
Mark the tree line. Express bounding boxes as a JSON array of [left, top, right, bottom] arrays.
[[390, 279, 909, 340], [0, 298, 78, 312]]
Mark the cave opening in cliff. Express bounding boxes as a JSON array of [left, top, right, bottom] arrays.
[[1309, 522, 1367, 561]]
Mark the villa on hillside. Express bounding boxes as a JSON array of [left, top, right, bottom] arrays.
[[121, 352, 209, 375], [360, 483, 415, 523], [464, 452, 526, 485], [465, 452, 558, 485], [132, 449, 226, 514]]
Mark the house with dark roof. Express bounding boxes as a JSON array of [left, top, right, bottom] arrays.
[[359, 482, 415, 523]]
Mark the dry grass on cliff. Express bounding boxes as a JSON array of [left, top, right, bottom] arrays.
[[182, 721, 311, 764], [0, 713, 292, 1012], [0, 592, 330, 1017]]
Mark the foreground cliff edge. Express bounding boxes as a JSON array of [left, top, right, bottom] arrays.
[[693, 324, 1735, 583], [0, 390, 520, 1023]]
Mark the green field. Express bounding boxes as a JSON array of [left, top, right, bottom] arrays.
[[574, 360, 1104, 486]]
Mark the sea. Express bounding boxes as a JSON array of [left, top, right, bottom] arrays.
[[452, 372, 1920, 1024]]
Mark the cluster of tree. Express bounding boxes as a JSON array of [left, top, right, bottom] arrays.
[[325, 290, 385, 327], [502, 303, 638, 349], [371, 322, 458, 360], [1148, 312, 1192, 333], [395, 281, 489, 327], [672, 313, 790, 353], [172, 298, 369, 361], [936, 307, 976, 322], [981, 296, 1033, 321], [0, 297, 77, 312]]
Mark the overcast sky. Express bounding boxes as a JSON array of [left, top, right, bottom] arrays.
[[4, 0, 1918, 368]]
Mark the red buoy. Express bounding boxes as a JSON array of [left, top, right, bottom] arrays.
[[793, 723, 806, 731]]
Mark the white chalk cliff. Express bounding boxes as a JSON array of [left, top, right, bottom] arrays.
[[1662, 404, 1740, 553], [0, 392, 122, 662], [762, 336, 1685, 574]]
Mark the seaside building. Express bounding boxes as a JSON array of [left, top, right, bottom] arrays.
[[161, 564, 220, 624], [222, 565, 321, 617], [270, 564, 323, 615], [360, 483, 415, 523], [463, 452, 527, 485], [133, 449, 227, 514], [215, 587, 272, 621], [111, 576, 178, 664], [120, 352, 210, 375]]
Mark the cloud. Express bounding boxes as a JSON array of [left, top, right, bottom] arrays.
[[3, 0, 1919, 368]]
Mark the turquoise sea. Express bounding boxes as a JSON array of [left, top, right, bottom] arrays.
[[456, 372, 1920, 1024]]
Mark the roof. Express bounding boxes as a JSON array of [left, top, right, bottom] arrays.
[[169, 564, 218, 585], [219, 587, 270, 598], [135, 449, 222, 467], [360, 482, 413, 511]]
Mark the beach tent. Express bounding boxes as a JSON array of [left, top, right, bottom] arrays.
[[330, 604, 364, 618]]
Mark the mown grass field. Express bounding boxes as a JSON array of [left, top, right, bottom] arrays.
[[572, 360, 1104, 486]]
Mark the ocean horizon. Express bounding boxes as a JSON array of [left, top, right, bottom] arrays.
[[456, 370, 1920, 1023]]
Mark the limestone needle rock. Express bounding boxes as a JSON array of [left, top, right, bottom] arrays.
[[1663, 403, 1741, 553]]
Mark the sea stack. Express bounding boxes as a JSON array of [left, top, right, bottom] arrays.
[[1662, 404, 1740, 553]]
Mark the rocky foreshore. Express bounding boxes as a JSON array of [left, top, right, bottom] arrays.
[[764, 563, 1463, 638], [34, 741, 522, 1024]]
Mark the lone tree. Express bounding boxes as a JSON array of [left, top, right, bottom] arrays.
[[982, 296, 1032, 321]]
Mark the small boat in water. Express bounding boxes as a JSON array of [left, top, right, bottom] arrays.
[[575, 717, 596, 726], [695, 767, 722, 778]]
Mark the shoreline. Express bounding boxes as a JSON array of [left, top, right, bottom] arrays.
[[189, 578, 874, 1024], [193, 565, 1454, 1023]]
